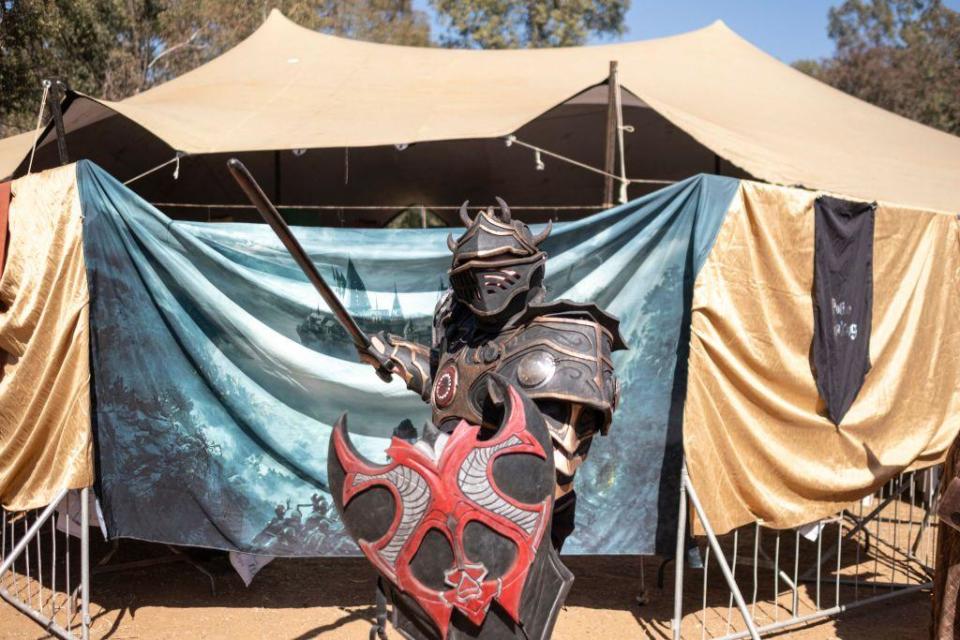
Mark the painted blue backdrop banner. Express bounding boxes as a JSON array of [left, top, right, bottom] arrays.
[[78, 160, 738, 556]]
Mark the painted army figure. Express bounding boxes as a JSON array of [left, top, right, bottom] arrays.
[[329, 199, 625, 639]]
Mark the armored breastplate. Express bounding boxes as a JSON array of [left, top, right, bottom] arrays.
[[431, 314, 618, 432]]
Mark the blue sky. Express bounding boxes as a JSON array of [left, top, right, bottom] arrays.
[[419, 1, 960, 64], [611, 0, 838, 62], [609, 0, 960, 62]]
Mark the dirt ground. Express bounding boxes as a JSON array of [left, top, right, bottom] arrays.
[[0, 537, 931, 640]]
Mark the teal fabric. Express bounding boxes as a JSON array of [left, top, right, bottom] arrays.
[[78, 160, 738, 556]]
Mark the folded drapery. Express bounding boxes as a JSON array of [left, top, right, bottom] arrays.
[[683, 181, 960, 534], [6, 160, 955, 556], [78, 160, 737, 556], [0, 166, 94, 510]]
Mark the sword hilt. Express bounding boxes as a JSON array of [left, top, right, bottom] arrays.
[[360, 342, 395, 383]]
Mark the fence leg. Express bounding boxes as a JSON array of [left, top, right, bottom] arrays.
[[673, 465, 688, 640], [80, 487, 90, 640], [682, 463, 761, 640]]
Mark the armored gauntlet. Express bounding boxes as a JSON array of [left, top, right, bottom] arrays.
[[363, 331, 432, 401]]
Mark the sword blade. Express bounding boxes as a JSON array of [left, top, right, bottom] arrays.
[[226, 158, 393, 380]]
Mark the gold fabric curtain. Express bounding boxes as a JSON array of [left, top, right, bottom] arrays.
[[0, 164, 93, 510], [684, 181, 960, 534]]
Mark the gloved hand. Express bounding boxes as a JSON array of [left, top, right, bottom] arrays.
[[359, 331, 431, 400]]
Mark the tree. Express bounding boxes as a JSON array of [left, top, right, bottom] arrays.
[[1, 1, 115, 136], [794, 0, 960, 136], [0, 1, 430, 137], [0, 1, 630, 138], [430, 0, 629, 48], [0, 0, 629, 137]]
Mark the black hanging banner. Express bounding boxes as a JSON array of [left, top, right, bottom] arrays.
[[812, 195, 876, 425]]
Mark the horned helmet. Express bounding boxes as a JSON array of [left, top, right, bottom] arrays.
[[446, 198, 552, 321]]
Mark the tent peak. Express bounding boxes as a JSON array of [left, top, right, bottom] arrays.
[[258, 7, 732, 53], [263, 7, 299, 29]]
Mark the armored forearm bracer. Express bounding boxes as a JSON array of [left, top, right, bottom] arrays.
[[514, 315, 620, 498]]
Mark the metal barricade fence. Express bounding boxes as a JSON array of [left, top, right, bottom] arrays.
[[1, 473, 937, 640], [672, 465, 940, 639], [0, 488, 91, 640]]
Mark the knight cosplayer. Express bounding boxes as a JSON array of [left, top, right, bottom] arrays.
[[226, 160, 624, 639], [328, 199, 625, 640]]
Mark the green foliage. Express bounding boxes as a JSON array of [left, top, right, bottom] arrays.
[[1, 1, 629, 136], [794, 0, 960, 135], [430, 0, 629, 48], [0, 1, 629, 137], [1, 1, 116, 135], [0, 0, 431, 137]]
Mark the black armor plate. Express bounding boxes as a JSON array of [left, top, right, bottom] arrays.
[[431, 301, 621, 433]]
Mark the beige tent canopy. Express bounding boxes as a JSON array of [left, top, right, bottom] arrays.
[[0, 132, 37, 176], [6, 9, 959, 217]]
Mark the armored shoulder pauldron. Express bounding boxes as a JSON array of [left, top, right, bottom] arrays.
[[431, 303, 622, 433]]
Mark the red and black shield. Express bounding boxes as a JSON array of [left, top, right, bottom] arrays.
[[328, 375, 570, 639]]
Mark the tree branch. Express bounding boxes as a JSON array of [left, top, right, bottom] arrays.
[[146, 28, 205, 72]]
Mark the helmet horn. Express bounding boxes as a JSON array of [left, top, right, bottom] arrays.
[[458, 200, 472, 227], [494, 196, 512, 222], [531, 220, 552, 245], [446, 233, 457, 252]]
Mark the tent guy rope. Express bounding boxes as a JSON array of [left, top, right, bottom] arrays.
[[123, 153, 185, 186], [148, 202, 609, 211], [26, 81, 50, 175], [126, 134, 676, 203], [503, 135, 674, 187]]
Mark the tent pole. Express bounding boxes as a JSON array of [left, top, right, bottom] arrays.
[[45, 79, 70, 166], [274, 150, 282, 205], [613, 65, 629, 204], [602, 61, 619, 208]]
